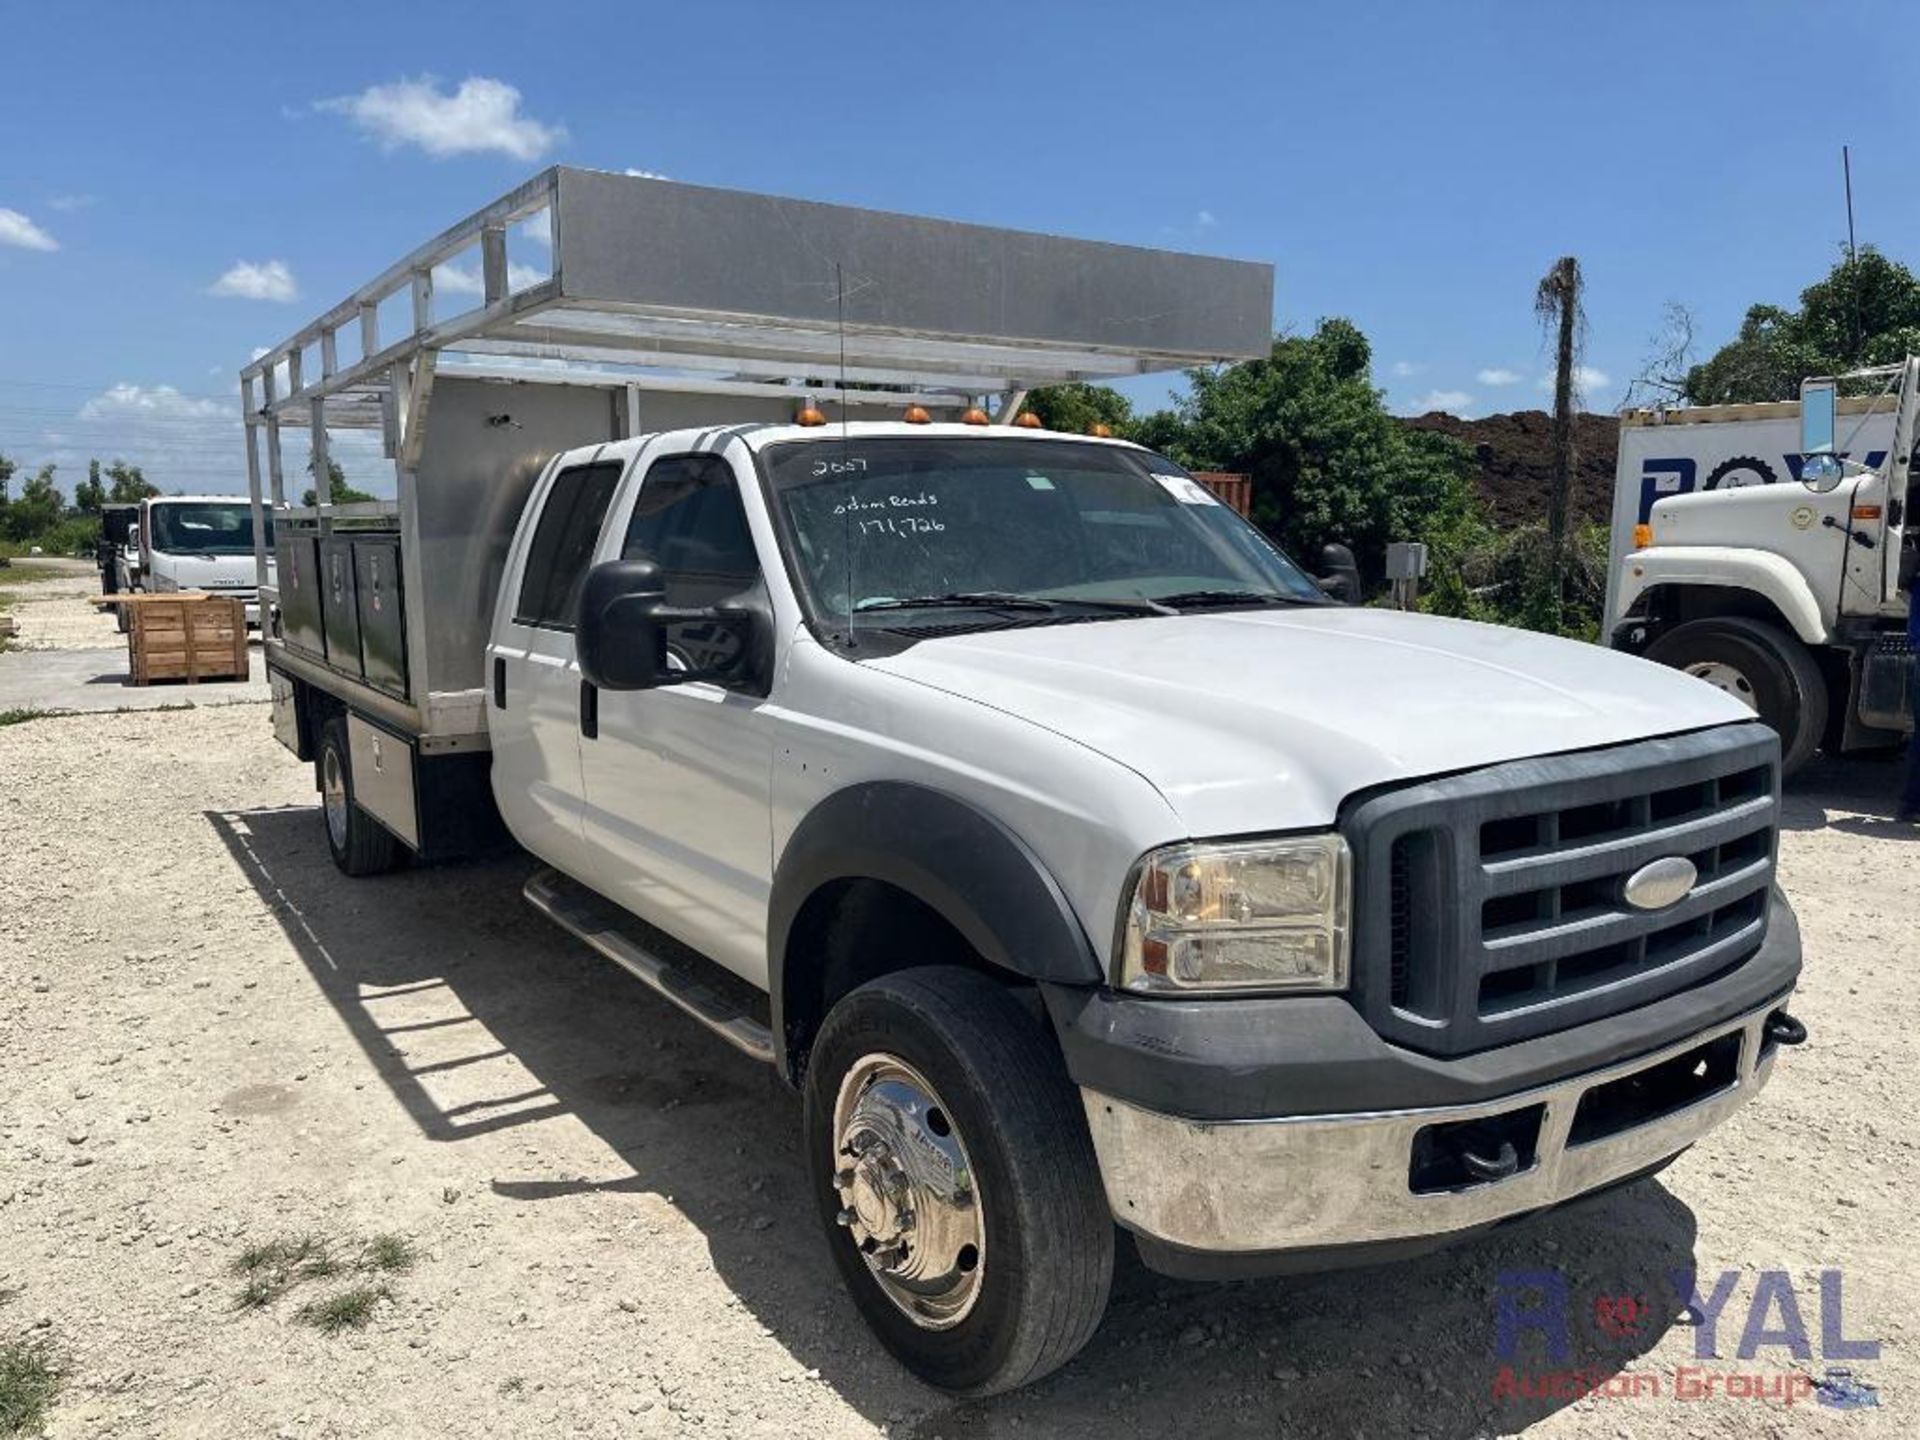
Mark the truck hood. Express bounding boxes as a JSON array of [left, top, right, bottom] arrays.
[[868, 607, 1753, 835]]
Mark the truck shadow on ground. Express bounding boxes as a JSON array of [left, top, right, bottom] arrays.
[[209, 802, 1705, 1439], [1781, 753, 1915, 836]]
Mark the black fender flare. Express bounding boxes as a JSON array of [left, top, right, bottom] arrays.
[[768, 781, 1103, 1073]]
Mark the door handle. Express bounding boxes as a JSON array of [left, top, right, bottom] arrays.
[[579, 679, 599, 739], [493, 656, 507, 709]]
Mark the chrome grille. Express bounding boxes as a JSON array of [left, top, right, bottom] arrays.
[[1347, 725, 1779, 1058]]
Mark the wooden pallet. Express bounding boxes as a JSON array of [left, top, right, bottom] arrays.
[[95, 593, 249, 685]]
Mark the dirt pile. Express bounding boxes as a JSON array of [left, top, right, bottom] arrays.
[[1404, 409, 1619, 527]]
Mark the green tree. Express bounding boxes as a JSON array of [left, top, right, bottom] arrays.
[[105, 460, 159, 503], [5, 464, 63, 542], [1024, 382, 1134, 434], [74, 459, 107, 514], [301, 457, 377, 507], [1126, 319, 1476, 583], [1684, 247, 1920, 403]]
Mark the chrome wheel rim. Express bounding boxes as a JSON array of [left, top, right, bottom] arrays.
[[322, 747, 349, 851], [831, 1054, 984, 1330], [1684, 660, 1758, 711]]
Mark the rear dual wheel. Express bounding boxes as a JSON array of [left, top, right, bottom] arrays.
[[803, 966, 1114, 1395], [317, 717, 406, 877]]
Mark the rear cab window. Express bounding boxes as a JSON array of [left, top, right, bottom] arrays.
[[513, 460, 624, 629]]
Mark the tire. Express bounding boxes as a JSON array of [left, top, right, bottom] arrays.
[[317, 717, 407, 877], [803, 966, 1113, 1395], [1645, 616, 1829, 774]]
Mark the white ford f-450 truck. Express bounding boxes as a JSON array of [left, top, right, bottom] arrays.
[[244, 168, 1805, 1394]]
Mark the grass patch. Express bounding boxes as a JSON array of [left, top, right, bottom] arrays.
[[0, 709, 69, 729], [0, 1337, 61, 1438], [228, 1231, 417, 1336], [361, 1234, 415, 1275], [0, 560, 66, 588], [293, 1284, 388, 1335]]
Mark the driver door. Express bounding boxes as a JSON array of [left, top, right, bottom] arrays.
[[577, 448, 776, 986]]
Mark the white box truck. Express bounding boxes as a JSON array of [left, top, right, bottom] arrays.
[[1604, 366, 1917, 771], [242, 167, 1806, 1394]]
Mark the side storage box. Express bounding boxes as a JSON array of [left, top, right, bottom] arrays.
[[320, 538, 363, 679], [277, 531, 326, 660], [353, 536, 409, 700]]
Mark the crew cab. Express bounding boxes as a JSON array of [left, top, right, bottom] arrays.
[[246, 168, 1804, 1395]]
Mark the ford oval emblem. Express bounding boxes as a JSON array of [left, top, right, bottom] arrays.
[[1622, 856, 1697, 911]]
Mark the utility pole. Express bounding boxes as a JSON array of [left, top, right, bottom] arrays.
[[1843, 145, 1862, 359]]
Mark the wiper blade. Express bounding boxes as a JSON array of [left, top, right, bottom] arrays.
[[854, 591, 1058, 614], [1154, 588, 1307, 609], [1053, 595, 1178, 615]]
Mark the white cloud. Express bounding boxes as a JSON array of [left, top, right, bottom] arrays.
[[1390, 360, 1423, 378], [320, 76, 565, 161], [1195, 209, 1216, 228], [0, 208, 59, 252], [1476, 367, 1522, 386], [46, 193, 95, 213], [1408, 389, 1474, 414], [623, 168, 670, 180], [79, 383, 224, 422], [17, 380, 393, 499], [210, 259, 298, 302], [435, 259, 549, 295], [1537, 365, 1611, 393]]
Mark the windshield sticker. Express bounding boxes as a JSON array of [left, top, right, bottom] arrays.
[[1154, 473, 1220, 506], [1025, 474, 1056, 490]]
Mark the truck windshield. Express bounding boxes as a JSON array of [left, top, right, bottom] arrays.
[[148, 502, 267, 556], [763, 437, 1321, 635]]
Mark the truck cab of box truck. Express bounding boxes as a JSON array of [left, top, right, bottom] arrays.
[[140, 495, 276, 627], [367, 419, 1792, 1395], [1607, 359, 1916, 772]]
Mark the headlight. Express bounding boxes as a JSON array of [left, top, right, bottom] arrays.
[[1116, 835, 1351, 994]]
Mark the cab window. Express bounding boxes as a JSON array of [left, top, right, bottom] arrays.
[[514, 461, 623, 629], [622, 454, 761, 606]]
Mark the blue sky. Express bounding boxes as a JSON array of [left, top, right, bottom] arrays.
[[1, 0, 1911, 497]]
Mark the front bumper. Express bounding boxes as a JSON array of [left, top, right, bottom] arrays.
[[1083, 996, 1794, 1272]]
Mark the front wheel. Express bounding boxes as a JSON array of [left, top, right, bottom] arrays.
[[1645, 616, 1829, 775], [803, 966, 1114, 1396]]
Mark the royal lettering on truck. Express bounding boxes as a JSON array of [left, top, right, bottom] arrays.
[[240, 166, 1807, 1396]]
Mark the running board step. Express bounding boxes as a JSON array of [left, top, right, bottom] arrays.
[[523, 868, 775, 1065]]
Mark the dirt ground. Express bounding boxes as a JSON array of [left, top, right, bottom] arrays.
[[1, 604, 1915, 1438], [0, 560, 124, 652]]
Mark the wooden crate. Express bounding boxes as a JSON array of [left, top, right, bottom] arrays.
[[120, 595, 249, 685]]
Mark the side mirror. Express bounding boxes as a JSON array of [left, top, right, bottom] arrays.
[[1800, 378, 1837, 457], [577, 558, 669, 691], [1317, 543, 1362, 603], [1800, 378, 1842, 492]]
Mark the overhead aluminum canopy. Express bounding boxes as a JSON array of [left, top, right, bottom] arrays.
[[240, 165, 1275, 451]]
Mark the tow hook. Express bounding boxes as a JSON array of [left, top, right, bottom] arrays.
[[1454, 1125, 1522, 1182], [1764, 1011, 1808, 1047]]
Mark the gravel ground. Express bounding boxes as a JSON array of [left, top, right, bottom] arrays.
[[1, 561, 122, 652], [0, 624, 1914, 1436]]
